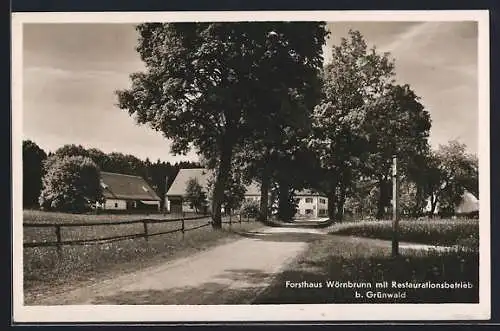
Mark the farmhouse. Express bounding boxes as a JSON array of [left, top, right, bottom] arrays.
[[165, 168, 261, 213], [295, 189, 329, 218], [98, 172, 161, 211]]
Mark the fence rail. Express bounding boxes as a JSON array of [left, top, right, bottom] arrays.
[[23, 213, 253, 251]]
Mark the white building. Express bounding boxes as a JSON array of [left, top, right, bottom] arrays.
[[165, 168, 260, 214], [295, 189, 328, 218], [98, 172, 161, 212]]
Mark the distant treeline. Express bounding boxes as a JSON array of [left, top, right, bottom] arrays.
[[22, 140, 201, 210]]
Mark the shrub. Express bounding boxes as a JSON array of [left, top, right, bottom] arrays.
[[240, 200, 260, 218]]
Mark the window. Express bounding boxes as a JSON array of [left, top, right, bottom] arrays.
[[319, 198, 326, 204], [114, 202, 118, 208], [305, 198, 313, 203], [305, 209, 313, 215]]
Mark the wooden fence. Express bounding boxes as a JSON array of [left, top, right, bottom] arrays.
[[23, 213, 253, 253]]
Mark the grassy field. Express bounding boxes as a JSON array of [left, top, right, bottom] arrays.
[[329, 218, 479, 250], [23, 209, 201, 224], [23, 210, 261, 303], [254, 234, 479, 304]]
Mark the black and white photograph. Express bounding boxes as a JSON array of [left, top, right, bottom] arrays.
[[12, 10, 490, 322]]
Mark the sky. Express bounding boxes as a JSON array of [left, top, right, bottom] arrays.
[[22, 21, 478, 162]]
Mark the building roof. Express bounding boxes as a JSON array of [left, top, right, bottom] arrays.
[[456, 191, 479, 213], [166, 168, 211, 196], [100, 172, 161, 201], [295, 189, 327, 197], [166, 168, 261, 197]]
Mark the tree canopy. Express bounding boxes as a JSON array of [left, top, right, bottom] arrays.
[[23, 140, 47, 207], [117, 22, 329, 226], [39, 155, 103, 212]]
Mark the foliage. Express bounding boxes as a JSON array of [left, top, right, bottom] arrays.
[[185, 178, 208, 214], [240, 199, 260, 218], [433, 141, 478, 216], [309, 30, 432, 221], [46, 143, 201, 211], [39, 156, 103, 212], [333, 219, 479, 250], [23, 140, 47, 207], [233, 23, 328, 221], [116, 23, 329, 226], [206, 167, 247, 214], [363, 84, 431, 218], [309, 30, 396, 221]]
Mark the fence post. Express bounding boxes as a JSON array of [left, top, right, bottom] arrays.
[[181, 218, 185, 239], [143, 221, 149, 242], [229, 213, 232, 227], [55, 225, 62, 256]]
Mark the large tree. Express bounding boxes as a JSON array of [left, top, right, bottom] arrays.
[[363, 84, 431, 218], [309, 30, 395, 221], [234, 23, 328, 221], [23, 140, 47, 207], [39, 155, 103, 212], [429, 141, 478, 216], [117, 22, 328, 227]]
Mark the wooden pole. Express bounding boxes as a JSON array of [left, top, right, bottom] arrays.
[[392, 155, 400, 257], [143, 221, 149, 242], [55, 225, 62, 256]]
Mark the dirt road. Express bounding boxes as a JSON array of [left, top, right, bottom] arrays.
[[32, 226, 326, 305]]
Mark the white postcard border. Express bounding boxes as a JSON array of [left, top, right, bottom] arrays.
[[11, 9, 491, 323]]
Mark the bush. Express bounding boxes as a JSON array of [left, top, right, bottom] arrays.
[[240, 200, 260, 218]]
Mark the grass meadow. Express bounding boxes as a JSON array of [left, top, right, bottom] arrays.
[[330, 218, 479, 250], [23, 210, 260, 303]]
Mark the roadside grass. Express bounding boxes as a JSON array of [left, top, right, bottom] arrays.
[[23, 210, 261, 304], [329, 218, 479, 250], [254, 235, 479, 304]]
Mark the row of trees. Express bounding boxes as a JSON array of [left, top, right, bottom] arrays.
[[22, 140, 201, 211], [25, 24, 477, 223], [117, 23, 478, 228]]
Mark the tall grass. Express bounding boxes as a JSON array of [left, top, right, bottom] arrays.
[[332, 218, 479, 250]]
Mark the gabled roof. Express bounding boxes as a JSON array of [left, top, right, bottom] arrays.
[[100, 172, 161, 201], [456, 191, 479, 213], [166, 168, 211, 196], [166, 168, 261, 197]]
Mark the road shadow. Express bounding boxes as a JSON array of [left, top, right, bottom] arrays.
[[259, 218, 335, 229], [89, 267, 274, 305]]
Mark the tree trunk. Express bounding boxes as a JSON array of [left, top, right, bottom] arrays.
[[376, 177, 389, 219], [335, 185, 346, 222], [327, 191, 337, 221], [430, 195, 438, 216], [211, 138, 234, 229], [258, 164, 271, 222], [277, 178, 292, 222]]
